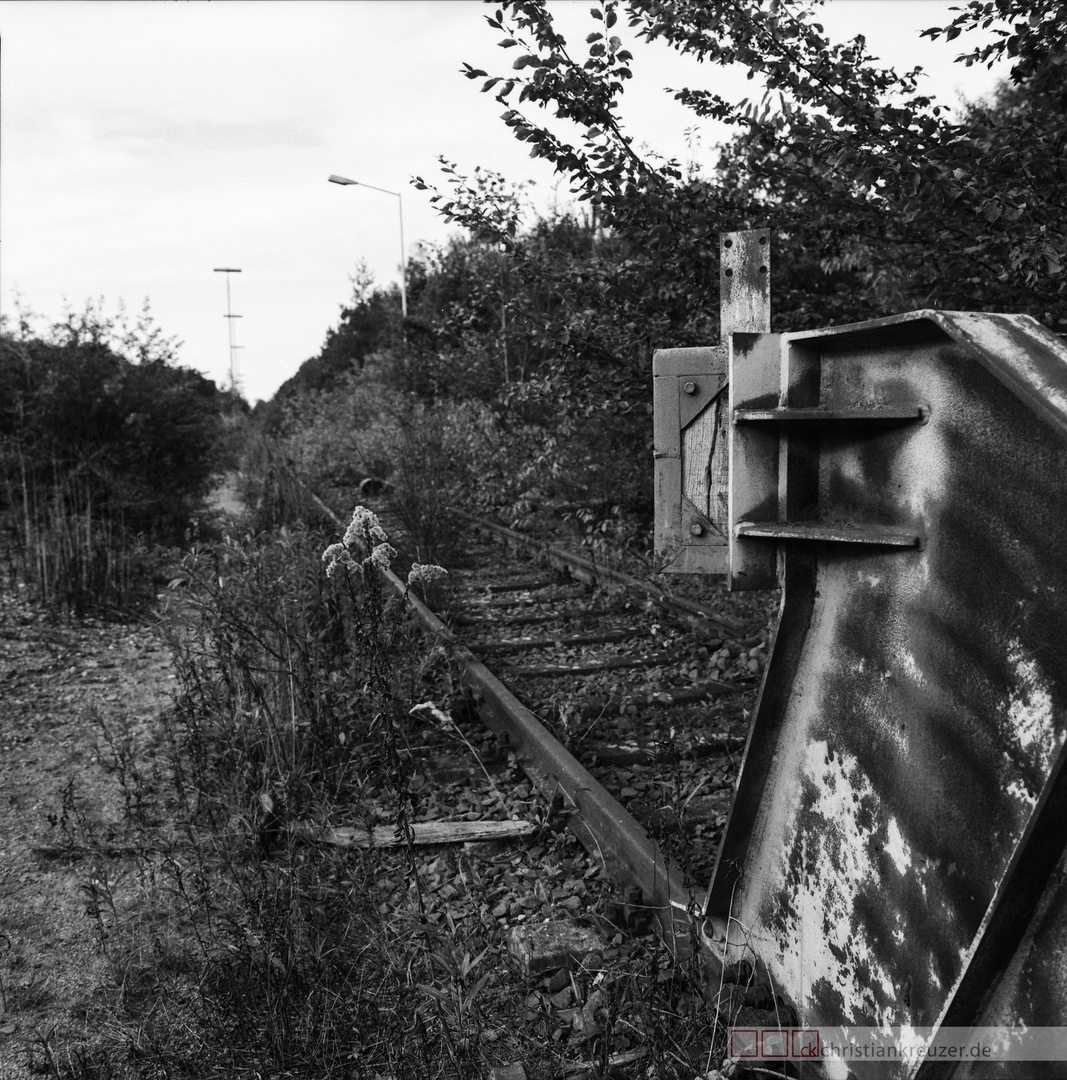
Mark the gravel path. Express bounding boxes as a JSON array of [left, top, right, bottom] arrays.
[[0, 587, 176, 1078]]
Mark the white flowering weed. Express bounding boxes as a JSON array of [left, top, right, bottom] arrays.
[[323, 505, 395, 577], [407, 563, 449, 587], [343, 506, 388, 549], [369, 543, 397, 570], [321, 542, 358, 579]]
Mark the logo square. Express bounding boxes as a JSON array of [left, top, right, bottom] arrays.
[[793, 1029, 820, 1058], [731, 1029, 759, 1058]]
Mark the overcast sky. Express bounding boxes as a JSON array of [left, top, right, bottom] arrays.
[[1, 1, 1008, 404]]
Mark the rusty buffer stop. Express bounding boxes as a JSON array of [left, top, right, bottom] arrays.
[[654, 232, 1067, 1076]]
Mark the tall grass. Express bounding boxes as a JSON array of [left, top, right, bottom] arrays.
[[236, 435, 324, 534], [0, 444, 156, 615], [163, 523, 387, 820]]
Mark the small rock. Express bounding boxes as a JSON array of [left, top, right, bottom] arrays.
[[507, 919, 603, 975], [490, 1064, 527, 1080]]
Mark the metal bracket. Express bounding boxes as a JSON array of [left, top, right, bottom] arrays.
[[679, 370, 723, 430]]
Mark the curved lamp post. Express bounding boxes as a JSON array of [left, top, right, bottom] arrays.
[[328, 174, 407, 318]]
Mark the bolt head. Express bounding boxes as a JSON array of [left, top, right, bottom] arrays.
[[690, 523, 704, 537], [683, 381, 697, 394]]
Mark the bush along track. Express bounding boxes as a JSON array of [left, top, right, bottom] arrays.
[[0, 505, 778, 1080]]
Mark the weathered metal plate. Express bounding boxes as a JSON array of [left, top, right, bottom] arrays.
[[706, 312, 1067, 1073], [721, 229, 771, 334]]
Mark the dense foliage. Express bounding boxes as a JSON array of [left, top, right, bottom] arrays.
[[274, 0, 1065, 539], [0, 300, 233, 609], [443, 0, 1065, 325]]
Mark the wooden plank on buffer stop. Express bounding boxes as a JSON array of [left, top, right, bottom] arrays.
[[653, 344, 729, 574], [293, 819, 537, 848]]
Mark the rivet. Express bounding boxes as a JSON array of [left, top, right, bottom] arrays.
[[683, 381, 697, 394], [690, 523, 704, 537]]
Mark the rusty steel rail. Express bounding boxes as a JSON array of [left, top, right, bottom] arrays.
[[465, 513, 747, 636], [310, 494, 713, 964]]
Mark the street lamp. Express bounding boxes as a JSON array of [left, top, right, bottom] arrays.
[[328, 174, 407, 318]]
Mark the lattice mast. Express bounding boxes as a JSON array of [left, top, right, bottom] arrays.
[[213, 267, 243, 396]]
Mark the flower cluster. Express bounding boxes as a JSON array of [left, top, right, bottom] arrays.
[[322, 505, 395, 578], [369, 543, 397, 570], [343, 506, 388, 550], [407, 563, 449, 587], [322, 542, 358, 580]]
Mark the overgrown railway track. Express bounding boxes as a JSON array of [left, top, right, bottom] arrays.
[[450, 516, 767, 885], [313, 493, 776, 965]]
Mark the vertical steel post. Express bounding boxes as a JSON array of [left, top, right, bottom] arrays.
[[213, 267, 243, 395], [720, 229, 771, 337]]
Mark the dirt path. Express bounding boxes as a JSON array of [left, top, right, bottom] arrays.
[[0, 586, 176, 1078]]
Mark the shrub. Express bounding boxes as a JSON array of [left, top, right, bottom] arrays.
[[0, 302, 231, 611]]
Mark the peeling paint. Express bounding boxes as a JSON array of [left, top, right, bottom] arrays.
[[885, 818, 910, 877], [1007, 641, 1060, 773], [1006, 778, 1037, 810], [755, 739, 918, 1025]]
